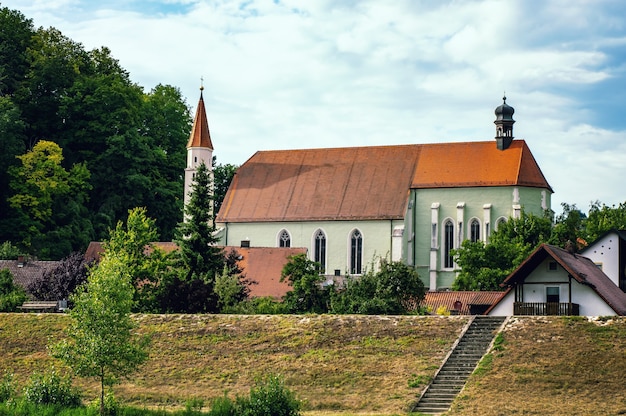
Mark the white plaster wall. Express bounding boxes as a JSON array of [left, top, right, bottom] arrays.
[[217, 219, 402, 276], [572, 283, 617, 316], [487, 290, 514, 316], [581, 232, 620, 287]]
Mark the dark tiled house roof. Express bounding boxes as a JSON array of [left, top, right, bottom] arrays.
[[0, 259, 60, 295], [500, 243, 626, 316]]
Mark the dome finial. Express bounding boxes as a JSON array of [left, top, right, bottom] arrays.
[[200, 76, 204, 91], [502, 91, 506, 102]]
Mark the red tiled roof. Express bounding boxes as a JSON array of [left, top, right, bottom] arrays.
[[85, 242, 301, 300], [85, 241, 179, 262], [421, 291, 505, 315], [186, 91, 213, 150], [224, 246, 306, 299], [217, 140, 552, 223], [412, 140, 552, 190]]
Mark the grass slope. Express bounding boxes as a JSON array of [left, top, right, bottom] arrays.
[[1, 314, 625, 415], [0, 314, 465, 415]]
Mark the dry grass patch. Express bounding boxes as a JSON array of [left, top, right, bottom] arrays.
[[449, 316, 626, 416], [0, 313, 466, 414]]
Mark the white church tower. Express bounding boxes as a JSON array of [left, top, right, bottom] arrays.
[[184, 86, 214, 209]]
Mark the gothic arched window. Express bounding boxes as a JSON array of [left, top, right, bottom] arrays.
[[350, 229, 363, 274], [444, 220, 454, 269], [314, 229, 326, 273], [278, 229, 291, 247], [470, 219, 480, 243]]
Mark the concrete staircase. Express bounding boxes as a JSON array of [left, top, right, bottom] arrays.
[[411, 316, 507, 415]]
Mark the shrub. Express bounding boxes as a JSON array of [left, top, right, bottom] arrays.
[[23, 370, 81, 408], [0, 269, 27, 312], [0, 373, 15, 403], [238, 374, 301, 416], [208, 394, 238, 416]]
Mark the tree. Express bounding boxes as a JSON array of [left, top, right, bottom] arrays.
[[27, 251, 91, 301], [213, 160, 238, 215], [166, 162, 224, 312], [0, 269, 27, 312], [549, 203, 586, 251], [104, 207, 174, 312], [452, 210, 553, 291], [0, 97, 26, 241], [52, 254, 149, 416], [280, 254, 329, 314], [0, 7, 34, 96], [140, 84, 191, 240], [330, 259, 424, 315], [584, 201, 626, 243], [8, 140, 92, 258]]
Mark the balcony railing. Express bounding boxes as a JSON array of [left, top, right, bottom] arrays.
[[514, 302, 580, 316]]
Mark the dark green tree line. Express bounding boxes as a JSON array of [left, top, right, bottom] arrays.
[[0, 5, 193, 258]]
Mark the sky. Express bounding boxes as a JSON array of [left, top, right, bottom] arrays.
[[3, 0, 626, 214]]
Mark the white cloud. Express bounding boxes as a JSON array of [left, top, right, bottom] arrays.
[[2, 0, 625, 212]]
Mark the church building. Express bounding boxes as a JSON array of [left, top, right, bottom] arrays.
[[186, 93, 553, 290]]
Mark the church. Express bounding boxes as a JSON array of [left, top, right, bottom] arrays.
[[185, 92, 553, 290]]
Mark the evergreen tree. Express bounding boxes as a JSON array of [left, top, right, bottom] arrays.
[[166, 162, 224, 312]]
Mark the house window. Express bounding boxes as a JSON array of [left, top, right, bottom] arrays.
[[350, 229, 363, 274], [548, 261, 558, 271], [546, 287, 560, 303], [444, 220, 454, 268], [470, 219, 480, 242], [314, 229, 326, 273], [278, 229, 291, 247]]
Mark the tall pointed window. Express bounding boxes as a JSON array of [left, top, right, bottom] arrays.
[[444, 220, 454, 268], [470, 219, 480, 243], [350, 229, 363, 274], [278, 229, 291, 247], [314, 229, 326, 273]]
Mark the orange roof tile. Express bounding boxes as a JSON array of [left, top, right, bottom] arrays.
[[224, 246, 306, 299], [217, 140, 552, 223], [411, 140, 552, 189], [186, 90, 214, 150], [421, 291, 506, 315], [218, 145, 420, 222]]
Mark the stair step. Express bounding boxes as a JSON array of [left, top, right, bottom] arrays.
[[412, 316, 507, 414]]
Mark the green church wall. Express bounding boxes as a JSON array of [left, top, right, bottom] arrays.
[[406, 186, 551, 289]]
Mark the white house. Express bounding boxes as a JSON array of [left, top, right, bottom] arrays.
[[488, 244, 626, 316], [580, 229, 626, 292]]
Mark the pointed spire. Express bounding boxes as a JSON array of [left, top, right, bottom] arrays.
[[187, 84, 214, 150]]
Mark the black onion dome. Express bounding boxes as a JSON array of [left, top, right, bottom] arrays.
[[495, 95, 514, 120]]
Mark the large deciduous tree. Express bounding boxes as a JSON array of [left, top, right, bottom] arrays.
[[8, 140, 92, 258], [213, 160, 238, 215], [452, 210, 553, 291], [584, 201, 626, 243]]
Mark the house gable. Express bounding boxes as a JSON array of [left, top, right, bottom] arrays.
[[489, 244, 626, 316]]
